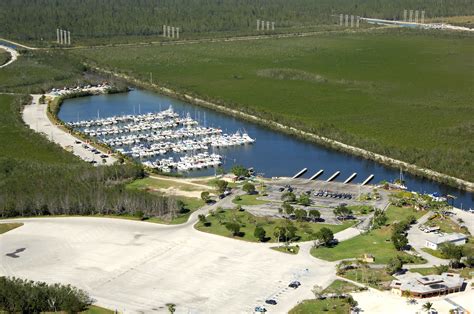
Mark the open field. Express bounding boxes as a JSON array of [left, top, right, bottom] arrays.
[[428, 15, 474, 28], [0, 50, 86, 93], [0, 48, 10, 65], [0, 94, 80, 164], [0, 217, 338, 313], [195, 208, 354, 243], [311, 206, 427, 264], [74, 29, 474, 182], [232, 194, 268, 206], [289, 298, 351, 314]]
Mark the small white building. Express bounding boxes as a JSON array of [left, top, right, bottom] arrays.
[[425, 232, 468, 250]]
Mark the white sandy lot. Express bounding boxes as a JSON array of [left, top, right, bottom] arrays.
[[0, 217, 337, 313], [353, 287, 474, 314]]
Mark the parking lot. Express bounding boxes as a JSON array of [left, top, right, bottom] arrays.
[[263, 178, 390, 209]]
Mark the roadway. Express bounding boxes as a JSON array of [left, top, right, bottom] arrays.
[[22, 94, 117, 165]]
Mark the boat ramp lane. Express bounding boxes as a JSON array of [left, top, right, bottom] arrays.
[[309, 169, 324, 180], [292, 168, 308, 179], [361, 174, 374, 186], [326, 171, 340, 182], [343, 172, 357, 184]]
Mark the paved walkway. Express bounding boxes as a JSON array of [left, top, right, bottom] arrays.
[[0, 44, 19, 68], [22, 94, 116, 165]]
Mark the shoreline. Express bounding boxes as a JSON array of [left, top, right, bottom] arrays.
[[81, 65, 474, 193]]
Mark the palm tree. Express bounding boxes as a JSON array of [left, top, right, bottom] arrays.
[[422, 302, 433, 312]]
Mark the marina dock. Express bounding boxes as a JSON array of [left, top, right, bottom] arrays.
[[292, 168, 308, 179], [344, 172, 357, 184], [361, 174, 374, 186], [309, 170, 324, 180], [326, 171, 340, 182]]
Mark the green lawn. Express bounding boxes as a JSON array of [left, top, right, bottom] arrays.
[[410, 266, 474, 279], [270, 245, 300, 255], [81, 305, 114, 314], [289, 298, 351, 314], [196, 208, 354, 243], [340, 268, 395, 290], [311, 206, 427, 264], [73, 29, 474, 181], [0, 223, 23, 234], [323, 279, 360, 294], [232, 194, 268, 206], [385, 205, 426, 224], [421, 247, 447, 259]]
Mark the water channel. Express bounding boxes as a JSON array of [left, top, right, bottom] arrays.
[[58, 89, 474, 209]]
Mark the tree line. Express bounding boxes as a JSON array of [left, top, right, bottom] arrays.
[[1, 0, 472, 41], [0, 277, 92, 313], [0, 158, 180, 218]]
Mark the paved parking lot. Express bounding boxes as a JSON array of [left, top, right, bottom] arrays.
[[0, 214, 338, 313]]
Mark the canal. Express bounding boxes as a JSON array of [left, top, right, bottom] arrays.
[[58, 89, 474, 209]]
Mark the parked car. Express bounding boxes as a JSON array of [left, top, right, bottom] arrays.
[[289, 281, 301, 288], [265, 299, 277, 305], [100, 154, 108, 158], [254, 306, 267, 312]]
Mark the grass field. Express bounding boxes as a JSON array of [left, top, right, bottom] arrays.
[[270, 245, 300, 255], [323, 279, 360, 294], [0, 48, 10, 66], [81, 305, 114, 314], [0, 94, 80, 164], [232, 194, 268, 206], [0, 223, 23, 234], [340, 268, 395, 290], [289, 298, 350, 314], [311, 206, 426, 264], [0, 49, 86, 94], [74, 29, 474, 182], [410, 267, 474, 279], [127, 176, 209, 192], [196, 208, 354, 243]]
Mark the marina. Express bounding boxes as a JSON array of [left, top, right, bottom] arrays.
[[58, 89, 474, 208], [66, 106, 255, 173]]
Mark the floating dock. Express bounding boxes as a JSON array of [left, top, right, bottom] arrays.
[[343, 173, 357, 184], [361, 174, 374, 186], [292, 168, 308, 179], [309, 169, 324, 180], [326, 171, 340, 182]]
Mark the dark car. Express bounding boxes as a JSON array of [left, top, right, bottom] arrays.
[[254, 306, 267, 312], [100, 154, 108, 158], [278, 187, 285, 192], [265, 299, 277, 305], [288, 281, 301, 288]]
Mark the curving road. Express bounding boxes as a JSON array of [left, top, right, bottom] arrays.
[[0, 44, 19, 68]]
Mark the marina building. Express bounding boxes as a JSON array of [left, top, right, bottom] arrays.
[[390, 273, 465, 298], [424, 233, 468, 250]]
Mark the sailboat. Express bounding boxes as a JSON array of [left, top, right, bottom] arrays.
[[393, 168, 407, 190]]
